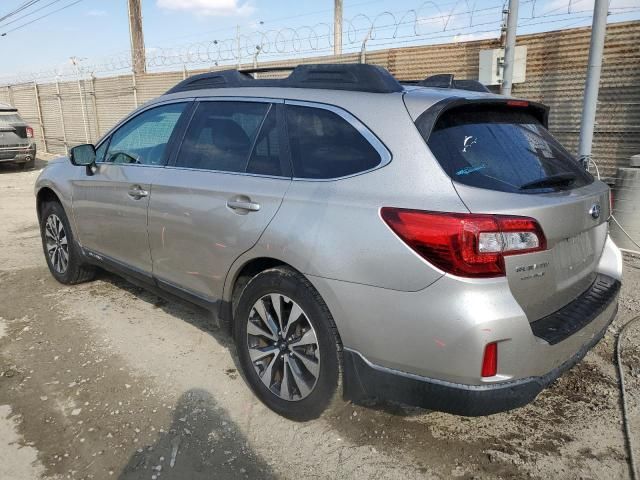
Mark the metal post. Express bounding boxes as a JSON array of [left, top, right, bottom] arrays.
[[578, 0, 608, 169], [334, 0, 343, 56], [360, 27, 373, 64], [33, 81, 47, 153], [7, 85, 14, 106], [236, 25, 241, 69], [55, 78, 68, 153], [182, 64, 187, 80], [132, 74, 139, 108], [500, 0, 519, 96], [90, 74, 100, 139], [75, 71, 90, 143]]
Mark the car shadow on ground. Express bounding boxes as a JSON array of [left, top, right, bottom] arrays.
[[118, 388, 276, 479], [93, 270, 429, 420], [0, 157, 48, 173]]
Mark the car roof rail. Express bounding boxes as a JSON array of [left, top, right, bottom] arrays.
[[413, 74, 491, 93], [165, 64, 404, 95]]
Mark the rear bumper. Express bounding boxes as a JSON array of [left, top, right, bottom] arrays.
[[344, 299, 618, 416], [0, 145, 36, 163]]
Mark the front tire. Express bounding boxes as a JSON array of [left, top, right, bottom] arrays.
[[39, 201, 96, 284], [234, 267, 341, 421]]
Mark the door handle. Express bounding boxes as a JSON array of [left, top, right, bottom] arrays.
[[227, 199, 261, 212], [128, 185, 149, 199]]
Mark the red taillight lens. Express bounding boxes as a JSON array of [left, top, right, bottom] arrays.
[[481, 342, 498, 377], [26, 126, 33, 138], [380, 208, 546, 278], [506, 100, 529, 107]]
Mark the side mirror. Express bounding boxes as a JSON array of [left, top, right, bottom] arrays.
[[69, 144, 96, 167]]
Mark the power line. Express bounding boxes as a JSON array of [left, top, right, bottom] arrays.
[[0, 1, 43, 23], [0, 0, 65, 29], [0, 0, 84, 36]]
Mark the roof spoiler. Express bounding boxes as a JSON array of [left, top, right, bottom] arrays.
[[414, 97, 551, 141], [404, 74, 491, 93]]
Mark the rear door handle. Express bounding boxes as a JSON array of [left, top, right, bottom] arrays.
[[128, 185, 149, 199], [227, 199, 261, 212]]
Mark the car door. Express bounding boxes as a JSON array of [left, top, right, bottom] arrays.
[[147, 99, 291, 301], [72, 101, 189, 276]]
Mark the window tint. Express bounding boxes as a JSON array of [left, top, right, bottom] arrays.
[[0, 112, 23, 126], [176, 101, 268, 172], [105, 103, 186, 165], [286, 105, 382, 179], [424, 106, 593, 193], [246, 106, 282, 176], [95, 138, 109, 163]]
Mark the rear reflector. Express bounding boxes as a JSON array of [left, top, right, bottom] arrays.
[[481, 342, 498, 377], [26, 126, 33, 138], [506, 100, 529, 107], [380, 208, 546, 278]]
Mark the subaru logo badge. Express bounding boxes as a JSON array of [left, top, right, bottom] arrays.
[[589, 204, 601, 219]]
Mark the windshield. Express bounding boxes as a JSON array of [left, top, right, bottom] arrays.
[[422, 105, 593, 193]]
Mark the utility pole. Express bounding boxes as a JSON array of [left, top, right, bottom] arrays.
[[127, 0, 146, 75], [334, 0, 343, 56], [578, 0, 608, 169], [500, 0, 519, 96]]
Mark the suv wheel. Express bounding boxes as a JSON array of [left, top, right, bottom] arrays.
[[234, 267, 341, 421], [40, 201, 96, 284]]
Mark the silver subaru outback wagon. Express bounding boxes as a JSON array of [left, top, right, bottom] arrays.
[[35, 64, 622, 421]]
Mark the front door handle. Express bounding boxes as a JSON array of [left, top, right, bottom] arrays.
[[128, 185, 149, 200], [227, 199, 261, 212]]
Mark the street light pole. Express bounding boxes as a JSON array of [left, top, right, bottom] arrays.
[[578, 0, 608, 169], [500, 0, 519, 96]]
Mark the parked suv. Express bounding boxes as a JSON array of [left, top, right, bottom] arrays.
[[35, 65, 622, 421], [1, 103, 36, 169]]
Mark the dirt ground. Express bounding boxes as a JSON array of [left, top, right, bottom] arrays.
[[1, 156, 639, 480]]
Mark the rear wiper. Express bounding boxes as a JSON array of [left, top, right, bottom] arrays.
[[519, 172, 577, 190]]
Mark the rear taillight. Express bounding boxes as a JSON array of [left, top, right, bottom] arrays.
[[481, 342, 498, 377], [26, 126, 33, 138], [380, 208, 547, 278]]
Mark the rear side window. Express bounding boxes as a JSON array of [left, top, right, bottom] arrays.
[[176, 101, 268, 173], [423, 106, 593, 193], [286, 105, 381, 179], [246, 106, 282, 176]]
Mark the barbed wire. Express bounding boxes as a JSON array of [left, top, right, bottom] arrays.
[[0, 0, 638, 85]]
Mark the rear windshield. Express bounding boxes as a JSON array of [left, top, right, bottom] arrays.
[[0, 112, 23, 127], [422, 106, 593, 193]]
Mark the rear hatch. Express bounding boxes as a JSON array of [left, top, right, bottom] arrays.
[[413, 98, 609, 322], [0, 109, 30, 152]]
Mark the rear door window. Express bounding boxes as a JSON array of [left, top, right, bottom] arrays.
[[422, 106, 593, 193], [286, 105, 382, 179]]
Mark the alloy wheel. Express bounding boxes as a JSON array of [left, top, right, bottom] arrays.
[[44, 214, 69, 274], [246, 294, 320, 401]]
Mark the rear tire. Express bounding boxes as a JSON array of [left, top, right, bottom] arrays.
[[234, 267, 342, 421], [39, 201, 96, 284]]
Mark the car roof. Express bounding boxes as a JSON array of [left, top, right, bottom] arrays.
[[157, 64, 511, 116], [0, 102, 18, 112]]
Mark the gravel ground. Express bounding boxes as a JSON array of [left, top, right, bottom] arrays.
[[1, 156, 639, 480]]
